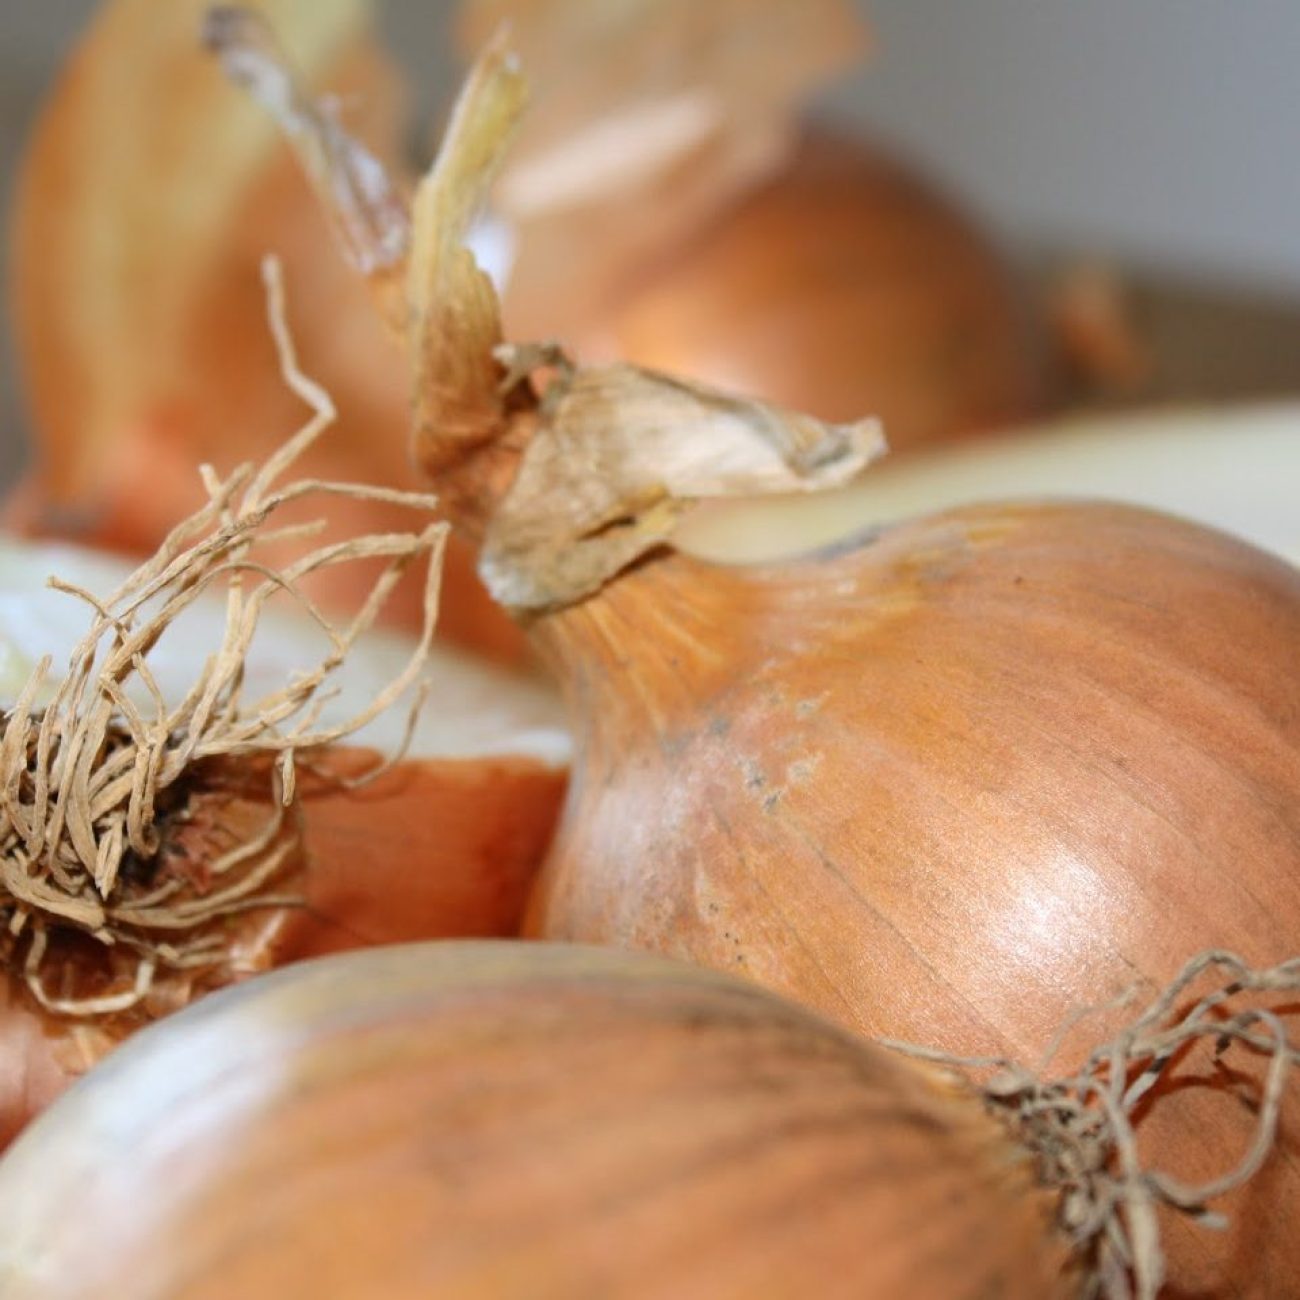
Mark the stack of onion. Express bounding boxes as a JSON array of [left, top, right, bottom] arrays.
[[0, 532, 568, 1148], [98, 14, 1300, 1292], [0, 941, 1079, 1298], [8, 0, 1047, 640], [239, 37, 1300, 1294]]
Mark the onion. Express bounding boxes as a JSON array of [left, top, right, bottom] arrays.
[[5, 942, 1293, 1297], [457, 1, 1042, 446], [514, 500, 1300, 1295], [0, 941, 1076, 1298], [568, 126, 1043, 446], [0, 292, 570, 1147]]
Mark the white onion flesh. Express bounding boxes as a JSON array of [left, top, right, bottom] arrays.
[[677, 401, 1300, 566]]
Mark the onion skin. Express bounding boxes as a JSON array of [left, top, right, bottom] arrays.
[[573, 129, 1043, 447], [0, 750, 565, 1149], [0, 941, 1074, 1299], [215, 749, 569, 964], [521, 500, 1300, 1295]]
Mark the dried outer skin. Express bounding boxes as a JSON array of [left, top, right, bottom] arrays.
[[0, 942, 1074, 1299], [0, 749, 565, 1148], [584, 128, 1044, 448], [524, 499, 1300, 1296]]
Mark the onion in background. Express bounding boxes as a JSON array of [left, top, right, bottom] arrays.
[[459, 0, 1045, 447]]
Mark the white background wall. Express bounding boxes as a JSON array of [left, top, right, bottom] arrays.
[[4, 1, 1300, 482]]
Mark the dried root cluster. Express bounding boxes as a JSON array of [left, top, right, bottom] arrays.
[[887, 951, 1300, 1300], [0, 260, 444, 1026]]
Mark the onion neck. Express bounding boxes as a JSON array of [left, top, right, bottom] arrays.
[[526, 547, 759, 732]]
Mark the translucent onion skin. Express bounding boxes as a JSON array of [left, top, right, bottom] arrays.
[[572, 129, 1044, 449], [0, 942, 1074, 1299], [521, 500, 1300, 1295]]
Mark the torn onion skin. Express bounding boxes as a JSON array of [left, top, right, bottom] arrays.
[[0, 750, 565, 1150], [566, 128, 1044, 448], [514, 501, 1300, 1296], [0, 942, 1075, 1299]]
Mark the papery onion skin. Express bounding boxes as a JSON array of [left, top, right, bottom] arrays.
[[521, 500, 1300, 1296], [568, 129, 1044, 448], [200, 749, 569, 966], [0, 941, 1074, 1299]]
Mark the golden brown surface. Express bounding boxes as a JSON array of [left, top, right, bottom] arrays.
[[0, 942, 1072, 1299], [525, 500, 1300, 1296], [584, 129, 1044, 447], [0, 749, 565, 1149]]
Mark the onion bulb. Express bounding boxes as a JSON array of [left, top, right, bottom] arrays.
[[517, 505, 1300, 1295], [457, 0, 1042, 446], [4, 942, 1293, 1297], [0, 941, 1076, 1298], [567, 126, 1042, 446]]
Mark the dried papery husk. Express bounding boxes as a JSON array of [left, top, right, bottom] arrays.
[[0, 261, 568, 1147], [7, 0, 525, 662], [0, 941, 1076, 1298], [1047, 262, 1152, 400], [675, 400, 1300, 568], [217, 26, 885, 608]]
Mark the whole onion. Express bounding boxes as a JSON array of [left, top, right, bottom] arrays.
[[570, 126, 1042, 446], [0, 941, 1078, 1298], [517, 499, 1300, 1295], [459, 0, 1043, 446]]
